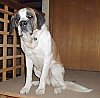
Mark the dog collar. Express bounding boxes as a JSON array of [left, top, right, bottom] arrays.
[[33, 37, 37, 41]]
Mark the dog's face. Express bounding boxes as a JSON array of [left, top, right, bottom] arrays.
[[10, 8, 45, 37]]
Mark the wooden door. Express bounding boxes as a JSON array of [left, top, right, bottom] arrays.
[[50, 0, 100, 71]]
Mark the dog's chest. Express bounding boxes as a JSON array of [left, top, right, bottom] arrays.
[[22, 40, 45, 69], [21, 28, 51, 70], [31, 49, 44, 69]]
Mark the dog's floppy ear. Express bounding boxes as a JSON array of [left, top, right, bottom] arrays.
[[9, 13, 19, 35], [35, 10, 45, 30]]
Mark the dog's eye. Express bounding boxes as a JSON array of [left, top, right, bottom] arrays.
[[27, 15, 33, 19], [16, 17, 20, 21]]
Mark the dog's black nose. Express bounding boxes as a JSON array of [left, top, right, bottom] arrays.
[[20, 20, 27, 27]]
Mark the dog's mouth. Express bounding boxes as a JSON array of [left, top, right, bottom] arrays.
[[19, 29, 33, 38], [21, 26, 33, 35], [20, 28, 35, 43]]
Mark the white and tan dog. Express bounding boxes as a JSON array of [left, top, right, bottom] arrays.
[[10, 8, 92, 95]]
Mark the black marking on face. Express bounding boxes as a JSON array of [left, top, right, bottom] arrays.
[[9, 13, 20, 35], [15, 13, 20, 24], [35, 10, 45, 30], [26, 11, 33, 19]]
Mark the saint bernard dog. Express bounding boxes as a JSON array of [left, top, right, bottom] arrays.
[[10, 8, 92, 95]]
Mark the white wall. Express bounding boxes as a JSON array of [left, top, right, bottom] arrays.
[[42, 0, 49, 27]]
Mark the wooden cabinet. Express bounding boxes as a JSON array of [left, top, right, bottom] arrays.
[[50, 0, 100, 71]]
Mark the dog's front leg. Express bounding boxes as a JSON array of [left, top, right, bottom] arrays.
[[20, 55, 33, 94], [36, 57, 50, 95]]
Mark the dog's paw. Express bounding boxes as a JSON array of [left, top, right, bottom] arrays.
[[32, 81, 39, 86], [20, 86, 31, 94], [35, 88, 45, 95], [54, 87, 62, 94]]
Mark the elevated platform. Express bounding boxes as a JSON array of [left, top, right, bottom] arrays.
[[0, 70, 99, 98]]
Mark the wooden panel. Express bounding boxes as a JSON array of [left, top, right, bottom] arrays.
[[50, 0, 100, 71]]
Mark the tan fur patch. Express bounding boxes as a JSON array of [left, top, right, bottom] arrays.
[[28, 8, 37, 30]]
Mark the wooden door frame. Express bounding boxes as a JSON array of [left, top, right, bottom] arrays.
[[49, 0, 54, 36]]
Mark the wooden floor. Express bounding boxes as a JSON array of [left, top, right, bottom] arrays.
[[0, 70, 100, 98]]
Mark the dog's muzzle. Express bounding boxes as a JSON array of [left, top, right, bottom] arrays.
[[20, 20, 28, 32], [19, 20, 33, 36], [20, 20, 27, 27]]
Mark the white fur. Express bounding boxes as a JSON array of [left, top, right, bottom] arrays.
[[19, 24, 66, 95], [19, 8, 28, 21], [18, 8, 92, 95]]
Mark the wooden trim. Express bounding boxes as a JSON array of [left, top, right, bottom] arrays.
[[0, 8, 13, 15], [49, 0, 54, 37], [0, 65, 23, 73], [0, 55, 23, 61], [2, 6, 8, 81], [0, 0, 26, 10]]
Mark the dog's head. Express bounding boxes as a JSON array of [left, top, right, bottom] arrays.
[[9, 8, 45, 36]]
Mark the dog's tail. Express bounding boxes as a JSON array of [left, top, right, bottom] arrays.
[[64, 81, 93, 92]]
